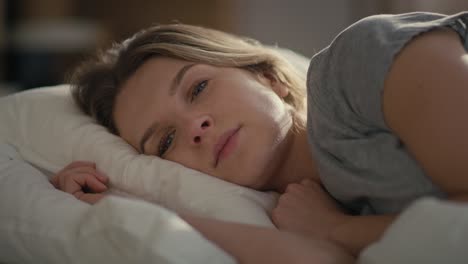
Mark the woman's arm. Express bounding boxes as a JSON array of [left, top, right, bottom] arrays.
[[383, 28, 468, 197], [300, 26, 468, 255], [327, 28, 468, 255], [272, 180, 396, 256], [331, 27, 468, 255], [181, 213, 355, 264], [329, 214, 395, 255]]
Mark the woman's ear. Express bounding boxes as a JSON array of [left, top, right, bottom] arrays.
[[262, 72, 289, 98]]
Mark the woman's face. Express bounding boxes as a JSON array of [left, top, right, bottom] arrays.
[[114, 57, 294, 189]]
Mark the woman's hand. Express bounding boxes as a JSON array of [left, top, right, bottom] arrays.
[[271, 179, 350, 242], [50, 161, 109, 204]]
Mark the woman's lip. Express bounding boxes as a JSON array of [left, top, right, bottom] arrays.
[[214, 126, 241, 167]]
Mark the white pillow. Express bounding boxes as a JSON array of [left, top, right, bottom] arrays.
[[0, 85, 277, 226], [0, 48, 310, 227]]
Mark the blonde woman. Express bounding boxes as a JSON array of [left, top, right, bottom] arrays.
[[52, 11, 468, 263]]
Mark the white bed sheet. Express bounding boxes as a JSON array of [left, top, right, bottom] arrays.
[[358, 198, 468, 264]]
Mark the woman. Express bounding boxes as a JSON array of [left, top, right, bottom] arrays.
[[52, 11, 468, 262]]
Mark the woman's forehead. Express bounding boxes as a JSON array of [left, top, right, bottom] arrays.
[[138, 57, 192, 76], [114, 59, 182, 142], [120, 58, 193, 97]]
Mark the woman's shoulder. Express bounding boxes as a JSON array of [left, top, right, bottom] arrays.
[[307, 11, 468, 130], [310, 12, 463, 64], [333, 12, 447, 41]]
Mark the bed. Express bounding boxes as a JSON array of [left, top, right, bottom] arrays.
[[1, 48, 468, 263]]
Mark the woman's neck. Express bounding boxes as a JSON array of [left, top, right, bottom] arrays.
[[269, 126, 320, 193]]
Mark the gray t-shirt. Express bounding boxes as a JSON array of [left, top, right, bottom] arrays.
[[306, 12, 468, 215]]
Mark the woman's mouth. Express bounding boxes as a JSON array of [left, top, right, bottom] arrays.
[[214, 126, 241, 167]]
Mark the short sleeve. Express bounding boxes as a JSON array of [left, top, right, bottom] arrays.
[[308, 12, 468, 131], [306, 12, 468, 214]]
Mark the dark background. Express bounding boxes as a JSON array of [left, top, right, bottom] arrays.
[[1, 0, 467, 95]]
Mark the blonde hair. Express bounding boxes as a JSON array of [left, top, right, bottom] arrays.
[[70, 24, 306, 134]]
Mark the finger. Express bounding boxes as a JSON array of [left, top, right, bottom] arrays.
[[95, 169, 109, 183], [65, 166, 107, 184], [82, 173, 108, 192], [55, 162, 96, 184], [57, 170, 89, 191], [50, 175, 59, 188], [75, 192, 106, 205], [57, 167, 104, 192], [63, 172, 107, 194], [285, 183, 303, 193], [270, 208, 286, 228], [284, 183, 309, 199], [67, 166, 99, 177], [62, 173, 86, 194], [59, 161, 96, 174], [277, 191, 303, 208], [300, 178, 316, 187], [301, 180, 323, 193]]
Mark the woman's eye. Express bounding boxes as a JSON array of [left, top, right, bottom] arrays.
[[158, 130, 175, 157], [190, 80, 208, 102]]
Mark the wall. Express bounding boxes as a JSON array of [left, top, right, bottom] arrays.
[[2, 0, 467, 92], [231, 0, 353, 57], [230, 0, 468, 57]]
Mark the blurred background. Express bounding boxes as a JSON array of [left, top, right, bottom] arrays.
[[1, 0, 467, 95]]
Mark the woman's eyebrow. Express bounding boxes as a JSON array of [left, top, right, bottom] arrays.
[[169, 63, 197, 96]]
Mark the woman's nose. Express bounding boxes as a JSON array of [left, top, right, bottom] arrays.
[[188, 115, 213, 145]]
